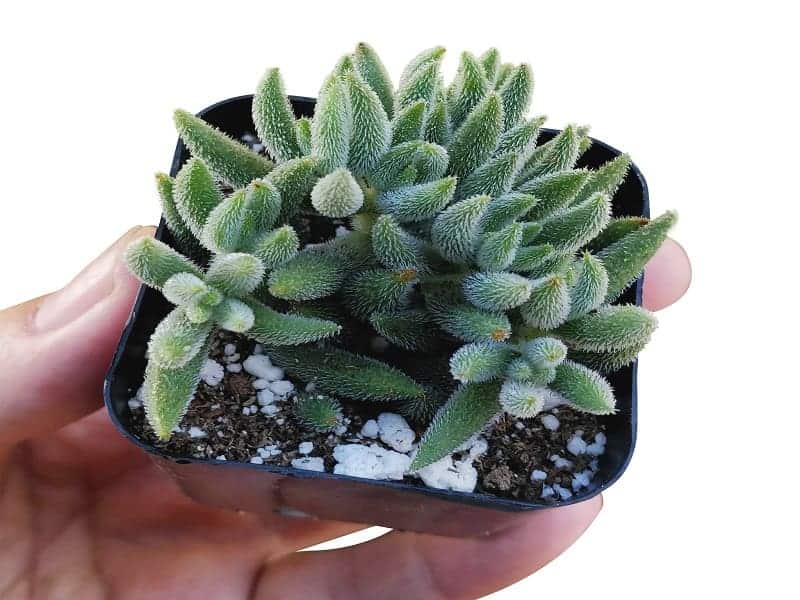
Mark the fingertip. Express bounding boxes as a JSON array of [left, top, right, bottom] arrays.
[[642, 238, 691, 311]]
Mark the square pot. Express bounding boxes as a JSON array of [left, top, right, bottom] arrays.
[[103, 95, 647, 538]]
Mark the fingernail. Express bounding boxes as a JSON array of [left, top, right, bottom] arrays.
[[33, 227, 151, 332]]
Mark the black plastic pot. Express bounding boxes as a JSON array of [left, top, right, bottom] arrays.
[[103, 95, 647, 538]]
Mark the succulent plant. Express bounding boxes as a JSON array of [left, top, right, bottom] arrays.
[[127, 43, 676, 474], [295, 392, 344, 432]]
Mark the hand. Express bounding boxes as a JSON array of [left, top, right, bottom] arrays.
[[0, 227, 690, 599]]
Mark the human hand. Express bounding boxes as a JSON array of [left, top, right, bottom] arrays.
[[0, 227, 690, 599]]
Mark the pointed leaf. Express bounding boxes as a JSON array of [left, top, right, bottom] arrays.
[[252, 68, 302, 162]]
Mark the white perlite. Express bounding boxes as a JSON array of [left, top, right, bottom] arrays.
[[257, 445, 282, 458], [416, 455, 478, 493], [200, 359, 224, 386], [298, 442, 314, 455], [269, 380, 295, 397], [377, 413, 415, 453], [292, 457, 325, 472], [224, 343, 237, 356], [567, 434, 588, 456], [242, 355, 273, 379], [531, 469, 547, 481], [361, 419, 379, 438], [252, 379, 270, 390], [541, 414, 560, 431], [257, 389, 276, 406], [188, 426, 207, 439], [333, 444, 410, 480], [226, 363, 242, 373]]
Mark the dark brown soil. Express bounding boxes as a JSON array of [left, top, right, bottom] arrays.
[[128, 330, 605, 504]]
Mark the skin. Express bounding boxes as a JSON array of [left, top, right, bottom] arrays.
[[0, 226, 690, 599]]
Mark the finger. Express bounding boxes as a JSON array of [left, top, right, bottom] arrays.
[[642, 237, 691, 311], [253, 496, 602, 600], [0, 226, 155, 447]]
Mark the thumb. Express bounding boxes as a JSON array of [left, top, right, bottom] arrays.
[[0, 226, 156, 447]]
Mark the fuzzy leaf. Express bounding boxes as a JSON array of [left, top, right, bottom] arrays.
[[431, 194, 490, 262], [267, 156, 318, 221], [296, 392, 343, 432], [214, 298, 255, 332], [378, 176, 457, 222], [252, 68, 302, 162], [311, 168, 364, 218], [125, 237, 202, 290], [519, 274, 571, 329], [493, 63, 514, 89], [430, 302, 512, 343], [353, 42, 395, 118], [463, 271, 532, 311], [536, 192, 611, 253], [250, 225, 300, 270], [411, 382, 501, 470], [448, 52, 489, 128], [174, 109, 273, 188], [519, 169, 592, 220], [450, 342, 514, 383], [476, 223, 523, 271], [346, 72, 391, 176], [239, 179, 282, 246], [518, 124, 581, 181], [343, 269, 416, 317], [499, 380, 553, 418], [480, 193, 538, 232], [370, 309, 436, 350], [598, 211, 678, 301], [569, 252, 609, 319], [479, 48, 501, 84], [412, 142, 449, 182], [424, 97, 451, 146], [269, 345, 426, 402], [142, 335, 210, 440], [200, 189, 247, 253], [495, 116, 545, 162], [569, 340, 647, 374], [555, 305, 657, 352], [162, 272, 215, 308], [506, 358, 556, 386], [397, 59, 441, 110], [520, 337, 567, 368], [497, 64, 533, 131], [312, 74, 351, 173], [205, 253, 265, 296], [391, 99, 426, 145], [173, 158, 223, 237], [155, 173, 197, 255], [458, 152, 518, 199], [509, 244, 554, 273], [447, 92, 504, 179], [246, 298, 341, 345], [399, 46, 445, 91], [372, 214, 426, 271], [295, 117, 312, 154], [268, 252, 344, 300], [148, 307, 213, 369], [586, 216, 649, 252], [520, 222, 543, 245], [573, 153, 631, 205], [550, 360, 616, 415]]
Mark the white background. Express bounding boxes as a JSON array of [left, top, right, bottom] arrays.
[[1, 1, 797, 597]]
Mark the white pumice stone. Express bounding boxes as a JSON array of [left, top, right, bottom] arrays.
[[262, 405, 280, 416], [335, 225, 350, 238], [127, 397, 142, 410], [261, 366, 285, 381], [595, 432, 607, 445], [224, 343, 237, 356], [243, 355, 273, 378], [551, 455, 574, 469], [224, 353, 241, 364], [253, 344, 264, 355], [553, 483, 573, 500], [416, 456, 478, 493], [259, 445, 282, 458], [188, 426, 207, 438], [226, 363, 242, 373], [334, 424, 348, 436], [241, 408, 250, 416], [515, 421, 525, 430], [253, 143, 265, 153], [200, 359, 225, 386], [269, 380, 295, 396], [567, 434, 588, 456], [333, 444, 410, 480], [292, 457, 325, 472], [377, 413, 416, 453], [298, 442, 314, 455], [589, 459, 599, 472], [361, 419, 379, 438], [249, 456, 264, 465], [531, 469, 548, 481], [275, 418, 285, 426], [257, 389, 276, 405], [572, 470, 592, 491], [304, 382, 317, 392], [586, 442, 605, 456], [252, 379, 270, 390], [468, 438, 489, 459], [541, 414, 560, 431], [541, 485, 555, 499], [216, 455, 227, 461]]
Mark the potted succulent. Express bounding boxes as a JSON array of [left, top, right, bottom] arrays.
[[104, 43, 676, 537]]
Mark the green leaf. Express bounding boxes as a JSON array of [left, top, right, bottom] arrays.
[[312, 74, 351, 173], [598, 210, 677, 301], [448, 52, 489, 128], [497, 64, 533, 130], [411, 142, 449, 182], [369, 141, 423, 189], [267, 156, 319, 221], [397, 58, 441, 110], [424, 97, 451, 146], [476, 223, 523, 271], [520, 337, 567, 368], [508, 243, 555, 273], [399, 46, 445, 91], [378, 176, 457, 222], [555, 305, 657, 352], [295, 117, 312, 154], [238, 178, 282, 246], [162, 273, 214, 307], [371, 214, 426, 271], [174, 109, 273, 188], [499, 380, 551, 418], [173, 158, 223, 237], [431, 194, 491, 263], [569, 341, 647, 374], [518, 124, 581, 180], [214, 298, 255, 332], [296, 392, 343, 432], [346, 72, 391, 176], [200, 189, 247, 253], [250, 225, 300, 270], [429, 302, 512, 343], [391, 99, 426, 145], [479, 48, 501, 84], [343, 269, 416, 317], [447, 92, 504, 179], [155, 173, 197, 255], [252, 68, 302, 162], [519, 274, 571, 329], [246, 298, 341, 345], [450, 342, 514, 383], [268, 252, 344, 300], [519, 169, 592, 220], [458, 152, 518, 199], [205, 253, 265, 296], [585, 216, 649, 252], [463, 271, 533, 311], [353, 42, 395, 118], [568, 252, 609, 319], [411, 382, 501, 470], [536, 192, 611, 253], [573, 153, 631, 205], [505, 358, 556, 386], [310, 168, 364, 218], [269, 345, 426, 402], [493, 63, 514, 89], [550, 360, 616, 415], [125, 237, 202, 290], [148, 307, 213, 369], [495, 116, 546, 162], [480, 192, 538, 232], [370, 310, 436, 350]]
